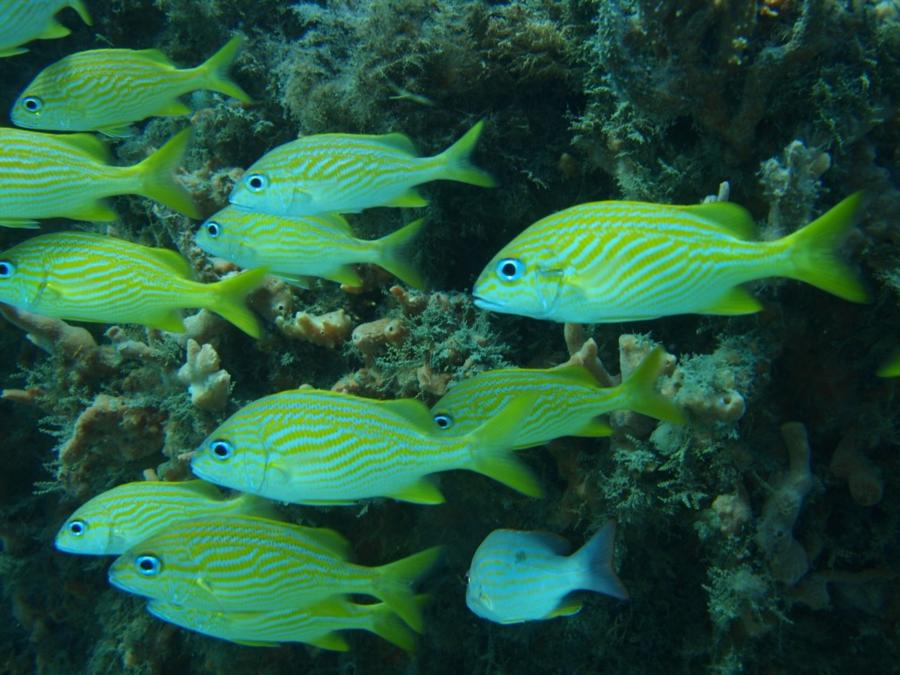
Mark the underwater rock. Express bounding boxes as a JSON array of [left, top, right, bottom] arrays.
[[177, 339, 231, 411]]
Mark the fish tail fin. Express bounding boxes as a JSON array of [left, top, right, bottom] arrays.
[[436, 120, 495, 188], [367, 599, 424, 651], [133, 128, 201, 218], [70, 1, 93, 25], [574, 521, 629, 600], [374, 546, 443, 632], [779, 192, 869, 303], [618, 346, 685, 424], [470, 396, 543, 498], [375, 218, 427, 289], [198, 35, 253, 104], [205, 267, 268, 338]]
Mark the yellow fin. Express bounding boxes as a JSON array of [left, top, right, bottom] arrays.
[[148, 309, 186, 333], [132, 127, 200, 219], [375, 546, 443, 632], [233, 639, 279, 648], [98, 125, 136, 139], [375, 218, 426, 289], [0, 219, 40, 229], [389, 477, 445, 505], [205, 267, 268, 338], [471, 396, 543, 497], [302, 526, 352, 559], [59, 134, 112, 163], [313, 212, 353, 234], [435, 120, 495, 188], [147, 247, 193, 277], [38, 19, 71, 40], [197, 35, 253, 104], [574, 417, 614, 438], [548, 597, 583, 618], [378, 398, 435, 430], [386, 188, 428, 208], [276, 273, 311, 289], [67, 200, 118, 222], [676, 202, 757, 239], [70, 0, 93, 25], [618, 346, 685, 424], [369, 599, 421, 651], [701, 286, 763, 316], [135, 48, 175, 66], [152, 100, 193, 117], [306, 632, 350, 652], [371, 133, 418, 155], [0, 48, 29, 58], [323, 265, 363, 287]]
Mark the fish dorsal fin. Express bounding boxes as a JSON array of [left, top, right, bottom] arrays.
[[59, 133, 112, 162], [675, 202, 757, 240], [135, 48, 176, 67], [146, 247, 193, 277], [546, 363, 604, 388], [527, 532, 572, 556], [378, 398, 435, 430], [311, 212, 353, 234], [302, 526, 352, 559], [176, 479, 225, 499], [370, 132, 418, 155]]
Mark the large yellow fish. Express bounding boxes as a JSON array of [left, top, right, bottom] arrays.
[[12, 36, 251, 137], [147, 597, 420, 651], [189, 389, 540, 505], [196, 206, 424, 288], [108, 515, 441, 631], [0, 231, 266, 337], [0, 0, 91, 58], [55, 480, 277, 556], [229, 120, 494, 216], [473, 193, 868, 323], [0, 127, 199, 228], [430, 346, 683, 444]]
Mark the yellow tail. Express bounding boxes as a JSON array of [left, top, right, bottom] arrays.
[[779, 192, 869, 302], [205, 267, 268, 338], [198, 35, 253, 104], [619, 346, 685, 424], [132, 128, 201, 218], [374, 546, 443, 632], [375, 218, 427, 289], [436, 120, 496, 187]]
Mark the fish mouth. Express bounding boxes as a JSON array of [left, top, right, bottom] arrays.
[[472, 295, 506, 312]]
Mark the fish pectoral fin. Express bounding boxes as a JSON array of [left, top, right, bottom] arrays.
[[386, 189, 429, 208], [98, 125, 137, 139], [307, 632, 351, 652], [153, 100, 193, 117], [549, 597, 583, 618], [38, 19, 71, 39], [389, 477, 445, 505], [67, 200, 119, 223], [701, 286, 763, 315], [148, 309, 186, 333], [574, 417, 614, 438], [0, 218, 40, 229]]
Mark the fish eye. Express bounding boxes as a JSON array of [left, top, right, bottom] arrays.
[[496, 258, 524, 282], [245, 173, 268, 192], [135, 554, 162, 576], [205, 221, 221, 238], [67, 519, 87, 537], [0, 261, 15, 278], [433, 413, 453, 430], [210, 439, 233, 460], [22, 96, 43, 113]]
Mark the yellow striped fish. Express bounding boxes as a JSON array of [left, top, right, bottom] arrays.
[[147, 596, 420, 651], [12, 36, 252, 137], [0, 0, 91, 58], [108, 515, 441, 631], [0, 231, 266, 336], [196, 206, 424, 288], [466, 522, 628, 625], [55, 480, 277, 556], [0, 127, 199, 228], [228, 120, 494, 216], [189, 389, 541, 505], [473, 193, 868, 323], [431, 347, 683, 445]]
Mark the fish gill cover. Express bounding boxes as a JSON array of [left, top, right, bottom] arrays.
[[0, 1, 897, 674]]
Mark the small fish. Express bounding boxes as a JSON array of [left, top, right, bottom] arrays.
[[55, 480, 277, 556], [466, 522, 628, 625], [0, 0, 91, 58], [0, 231, 266, 337], [430, 346, 683, 444], [147, 596, 422, 651], [0, 127, 199, 228], [12, 36, 252, 137], [473, 193, 868, 323], [189, 388, 542, 506], [108, 514, 441, 632], [196, 206, 425, 289], [229, 120, 494, 216], [877, 351, 900, 378]]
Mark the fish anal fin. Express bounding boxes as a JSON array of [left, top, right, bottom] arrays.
[[324, 265, 363, 288], [390, 477, 445, 505], [386, 189, 428, 208], [701, 286, 763, 315], [149, 309, 186, 333], [574, 417, 613, 438], [548, 597, 583, 618], [38, 19, 71, 40], [153, 100, 192, 117], [307, 632, 350, 652]]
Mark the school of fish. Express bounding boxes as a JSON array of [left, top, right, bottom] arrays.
[[0, 0, 894, 656]]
